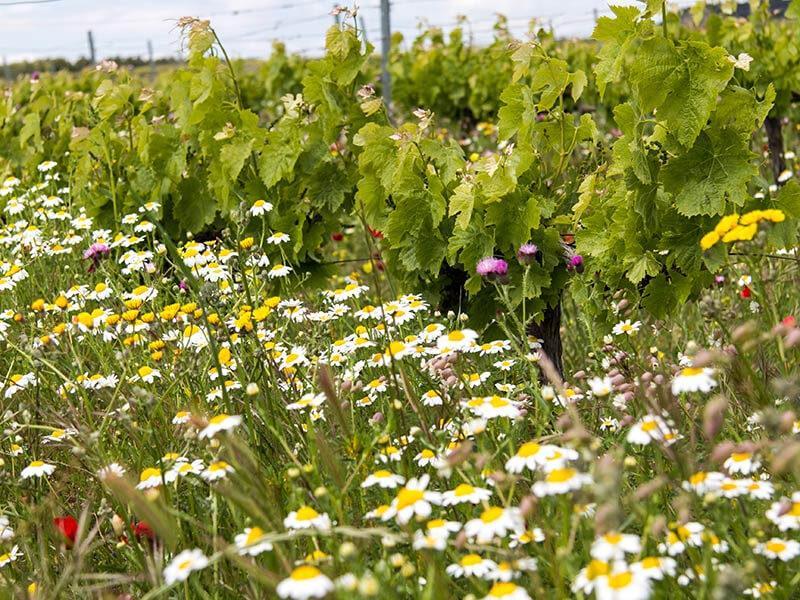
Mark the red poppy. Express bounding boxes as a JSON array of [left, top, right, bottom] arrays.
[[53, 516, 78, 545], [740, 286, 751, 299], [132, 520, 155, 540], [368, 227, 383, 240], [331, 232, 344, 242], [783, 315, 796, 327]]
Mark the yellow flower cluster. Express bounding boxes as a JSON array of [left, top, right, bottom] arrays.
[[700, 209, 786, 251]]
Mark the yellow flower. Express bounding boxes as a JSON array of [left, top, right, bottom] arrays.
[[699, 231, 719, 250], [739, 210, 764, 226], [721, 223, 757, 243], [714, 213, 740, 236], [761, 208, 785, 223]]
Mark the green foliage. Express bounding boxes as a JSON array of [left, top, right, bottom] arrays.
[[577, 3, 778, 322]]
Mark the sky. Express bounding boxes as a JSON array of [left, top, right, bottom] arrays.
[[0, 0, 697, 63]]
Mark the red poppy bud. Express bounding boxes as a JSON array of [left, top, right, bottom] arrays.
[[740, 286, 751, 299], [331, 232, 344, 242], [368, 227, 383, 240], [53, 516, 78, 545]]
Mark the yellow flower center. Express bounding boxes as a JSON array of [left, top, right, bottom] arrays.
[[546, 468, 576, 483], [641, 420, 658, 432], [461, 554, 482, 566], [245, 527, 265, 544], [517, 442, 541, 458], [480, 507, 504, 523], [640, 557, 660, 569], [140, 468, 161, 481], [427, 519, 445, 529], [766, 541, 786, 553], [454, 484, 475, 496], [291, 565, 321, 580], [489, 396, 508, 408], [396, 488, 424, 510], [488, 582, 518, 597], [295, 506, 320, 521], [607, 571, 633, 589]]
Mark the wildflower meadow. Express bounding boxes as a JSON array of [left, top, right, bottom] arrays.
[[1, 2, 800, 599]]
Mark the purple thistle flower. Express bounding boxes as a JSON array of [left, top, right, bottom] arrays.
[[516, 243, 539, 266], [82, 243, 110, 272], [567, 254, 584, 274], [476, 257, 509, 282], [82, 242, 110, 261], [179, 279, 190, 292]]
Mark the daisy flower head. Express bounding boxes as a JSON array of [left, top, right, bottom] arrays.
[[573, 560, 611, 594], [626, 415, 673, 446], [163, 548, 209, 585], [20, 460, 56, 479], [464, 506, 524, 544], [235, 526, 273, 556], [660, 522, 705, 556], [505, 442, 559, 473], [136, 467, 163, 489], [483, 582, 531, 600], [746, 479, 775, 500], [446, 554, 498, 578], [723, 451, 760, 475], [201, 461, 234, 482], [0, 516, 14, 540], [765, 493, 800, 531], [682, 471, 725, 495], [267, 231, 290, 245], [421, 390, 443, 407], [131, 365, 161, 383], [612, 320, 641, 336], [198, 414, 242, 439], [283, 506, 332, 531], [436, 328, 478, 352], [165, 459, 205, 482], [588, 376, 613, 397], [249, 199, 273, 216], [755, 538, 800, 561], [382, 475, 442, 525], [442, 482, 492, 506], [268, 264, 293, 279], [671, 366, 717, 395], [361, 470, 405, 489], [277, 565, 334, 599], [412, 530, 448, 550], [465, 395, 522, 420], [591, 532, 642, 561], [0, 545, 22, 567], [532, 467, 592, 497], [172, 411, 191, 425], [631, 556, 677, 580], [594, 564, 652, 600], [424, 518, 461, 539]]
